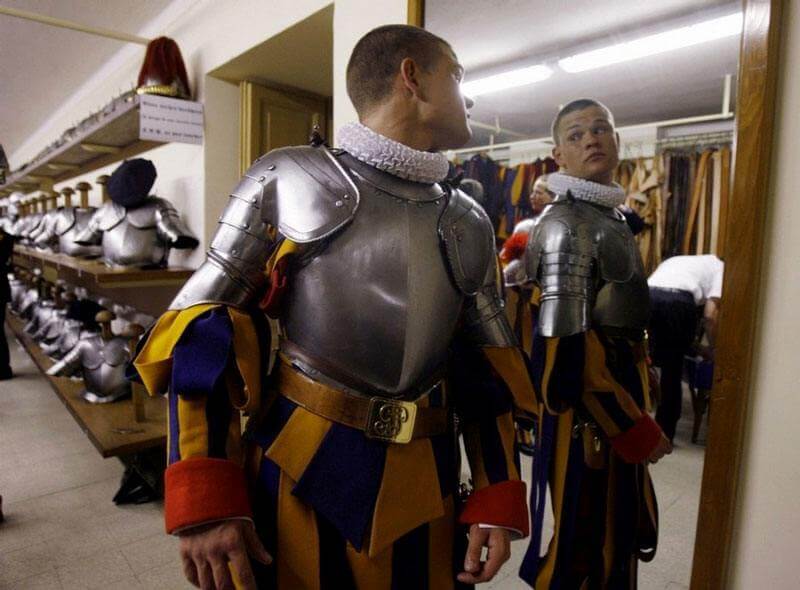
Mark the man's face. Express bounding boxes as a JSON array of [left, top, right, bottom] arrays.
[[552, 106, 620, 183], [418, 46, 473, 150], [530, 182, 553, 214]]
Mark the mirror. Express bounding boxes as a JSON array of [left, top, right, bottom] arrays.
[[425, 1, 741, 588]]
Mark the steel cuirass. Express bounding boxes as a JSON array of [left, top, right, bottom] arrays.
[[47, 334, 133, 403], [75, 197, 197, 267], [169, 144, 515, 398], [525, 195, 650, 339]]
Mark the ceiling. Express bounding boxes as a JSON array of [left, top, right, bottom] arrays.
[[426, 0, 741, 147], [0, 0, 174, 163]]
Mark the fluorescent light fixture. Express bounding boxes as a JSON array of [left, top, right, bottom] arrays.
[[462, 64, 552, 97], [558, 12, 743, 73]]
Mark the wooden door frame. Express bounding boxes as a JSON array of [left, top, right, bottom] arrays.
[[692, 1, 783, 588], [413, 0, 785, 587]]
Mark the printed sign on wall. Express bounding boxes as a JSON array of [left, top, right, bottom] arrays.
[[139, 95, 204, 145]]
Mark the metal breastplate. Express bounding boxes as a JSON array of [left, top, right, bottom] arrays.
[[101, 222, 166, 267], [80, 336, 131, 403], [281, 158, 463, 398], [592, 212, 650, 337], [526, 198, 649, 338], [58, 208, 101, 257]]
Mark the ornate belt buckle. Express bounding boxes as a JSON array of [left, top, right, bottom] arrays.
[[365, 397, 417, 444]]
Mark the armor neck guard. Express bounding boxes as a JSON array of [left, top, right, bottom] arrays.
[[338, 152, 446, 203]]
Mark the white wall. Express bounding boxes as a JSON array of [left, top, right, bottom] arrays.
[[331, 0, 409, 136], [12, 0, 333, 268], [729, 3, 800, 587], [12, 0, 409, 267]]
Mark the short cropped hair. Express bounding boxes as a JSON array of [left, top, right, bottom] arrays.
[[346, 25, 450, 115], [551, 98, 615, 144]]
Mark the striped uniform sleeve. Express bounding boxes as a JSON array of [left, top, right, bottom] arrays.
[[449, 338, 530, 538], [533, 329, 663, 464], [162, 308, 252, 534]]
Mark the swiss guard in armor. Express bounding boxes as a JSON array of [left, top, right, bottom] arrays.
[[75, 158, 198, 268], [518, 100, 671, 590], [132, 25, 537, 589]]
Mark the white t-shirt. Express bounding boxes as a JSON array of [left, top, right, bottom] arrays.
[[647, 255, 724, 305]]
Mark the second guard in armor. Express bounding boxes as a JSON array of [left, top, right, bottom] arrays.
[[131, 25, 538, 589], [519, 99, 671, 590]]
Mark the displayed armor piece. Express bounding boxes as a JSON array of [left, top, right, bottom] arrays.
[[17, 272, 42, 319], [47, 311, 143, 404], [75, 197, 198, 267], [525, 195, 650, 338], [169, 145, 512, 398], [1, 193, 21, 234], [32, 287, 71, 345]]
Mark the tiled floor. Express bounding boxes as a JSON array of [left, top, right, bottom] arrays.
[[0, 325, 704, 589]]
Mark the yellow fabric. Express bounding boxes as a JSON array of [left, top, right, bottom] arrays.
[[582, 331, 645, 434], [368, 438, 445, 557], [266, 238, 299, 274], [511, 164, 526, 206], [176, 396, 209, 459], [462, 421, 490, 490], [346, 540, 393, 590], [228, 308, 262, 412], [265, 407, 332, 482], [428, 495, 457, 590], [134, 304, 218, 395], [496, 410, 521, 480], [277, 471, 321, 590], [535, 410, 575, 589], [540, 338, 561, 415], [482, 346, 538, 415]]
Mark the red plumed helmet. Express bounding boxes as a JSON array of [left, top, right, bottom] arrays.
[[137, 36, 191, 99]]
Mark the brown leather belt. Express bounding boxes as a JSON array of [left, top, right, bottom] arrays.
[[277, 358, 449, 444]]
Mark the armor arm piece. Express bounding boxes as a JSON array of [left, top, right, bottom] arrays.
[[153, 198, 199, 249], [169, 145, 356, 310], [525, 215, 594, 338], [46, 341, 85, 377], [73, 207, 105, 245]]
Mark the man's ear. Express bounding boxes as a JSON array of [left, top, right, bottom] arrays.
[[399, 57, 423, 99], [552, 145, 564, 168]]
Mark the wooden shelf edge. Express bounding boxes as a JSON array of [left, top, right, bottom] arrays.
[[0, 95, 166, 196], [13, 245, 195, 287], [6, 313, 166, 458]]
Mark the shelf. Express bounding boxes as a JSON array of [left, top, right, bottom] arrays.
[[13, 245, 194, 287], [6, 313, 167, 459], [12, 246, 193, 316], [0, 94, 161, 197]]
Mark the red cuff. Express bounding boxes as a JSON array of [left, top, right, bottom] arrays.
[[458, 480, 529, 538], [164, 457, 252, 533], [609, 414, 663, 464]]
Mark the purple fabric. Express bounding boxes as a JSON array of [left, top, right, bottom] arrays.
[[171, 308, 233, 398], [292, 423, 387, 552]]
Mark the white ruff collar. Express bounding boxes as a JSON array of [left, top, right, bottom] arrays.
[[547, 172, 626, 208], [336, 122, 449, 184]]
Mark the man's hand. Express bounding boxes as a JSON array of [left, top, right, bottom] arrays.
[[648, 433, 673, 464], [457, 524, 512, 585], [179, 519, 272, 590]]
